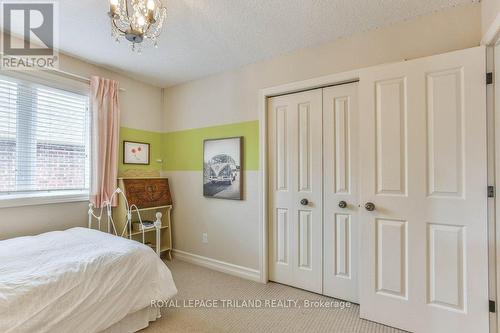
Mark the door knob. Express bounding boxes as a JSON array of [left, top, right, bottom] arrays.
[[338, 201, 347, 209], [365, 202, 375, 211], [300, 199, 309, 206]]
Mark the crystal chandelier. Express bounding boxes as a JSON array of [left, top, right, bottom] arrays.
[[109, 0, 167, 53]]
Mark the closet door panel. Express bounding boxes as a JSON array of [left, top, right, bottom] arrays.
[[323, 83, 359, 302], [358, 46, 487, 333], [268, 89, 323, 293]]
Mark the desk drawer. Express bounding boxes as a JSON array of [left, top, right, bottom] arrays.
[[122, 178, 173, 208]]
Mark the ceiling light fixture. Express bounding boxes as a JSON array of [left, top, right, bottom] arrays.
[[109, 0, 167, 53]]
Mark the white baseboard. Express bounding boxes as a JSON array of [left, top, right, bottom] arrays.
[[172, 249, 261, 282]]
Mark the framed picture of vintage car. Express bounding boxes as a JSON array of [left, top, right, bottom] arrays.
[[203, 137, 243, 200]]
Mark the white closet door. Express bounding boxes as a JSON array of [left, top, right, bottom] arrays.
[[323, 84, 359, 303], [268, 89, 323, 293], [358, 46, 488, 333]]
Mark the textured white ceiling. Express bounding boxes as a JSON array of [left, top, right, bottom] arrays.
[[51, 0, 475, 87]]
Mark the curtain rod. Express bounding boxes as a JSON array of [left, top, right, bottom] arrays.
[[46, 67, 127, 92], [0, 51, 127, 92]]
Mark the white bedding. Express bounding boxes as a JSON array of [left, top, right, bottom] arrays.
[[0, 227, 177, 333]]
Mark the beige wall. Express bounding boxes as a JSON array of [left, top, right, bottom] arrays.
[[482, 0, 500, 41], [0, 51, 163, 240], [163, 3, 482, 270], [164, 3, 481, 132], [60, 56, 164, 132]]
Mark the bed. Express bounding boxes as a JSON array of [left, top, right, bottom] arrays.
[[0, 227, 177, 333]]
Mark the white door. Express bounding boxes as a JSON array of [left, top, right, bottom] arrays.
[[268, 89, 323, 293], [323, 84, 359, 302], [358, 46, 488, 332]]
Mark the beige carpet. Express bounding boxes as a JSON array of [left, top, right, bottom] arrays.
[[142, 260, 406, 333]]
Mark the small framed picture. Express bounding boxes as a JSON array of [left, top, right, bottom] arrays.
[[203, 137, 243, 200], [123, 141, 150, 165]]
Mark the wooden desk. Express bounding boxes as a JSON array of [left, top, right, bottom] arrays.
[[114, 177, 173, 260]]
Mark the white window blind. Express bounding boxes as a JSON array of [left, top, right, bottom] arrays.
[[0, 74, 90, 197]]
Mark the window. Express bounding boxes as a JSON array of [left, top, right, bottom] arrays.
[[0, 74, 90, 203]]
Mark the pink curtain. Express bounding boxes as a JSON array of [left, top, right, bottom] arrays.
[[90, 76, 120, 208]]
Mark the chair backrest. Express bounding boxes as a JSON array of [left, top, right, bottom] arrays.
[[88, 188, 163, 253]]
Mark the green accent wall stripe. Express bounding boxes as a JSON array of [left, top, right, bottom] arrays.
[[163, 121, 259, 171], [118, 121, 259, 175], [119, 127, 164, 175]]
